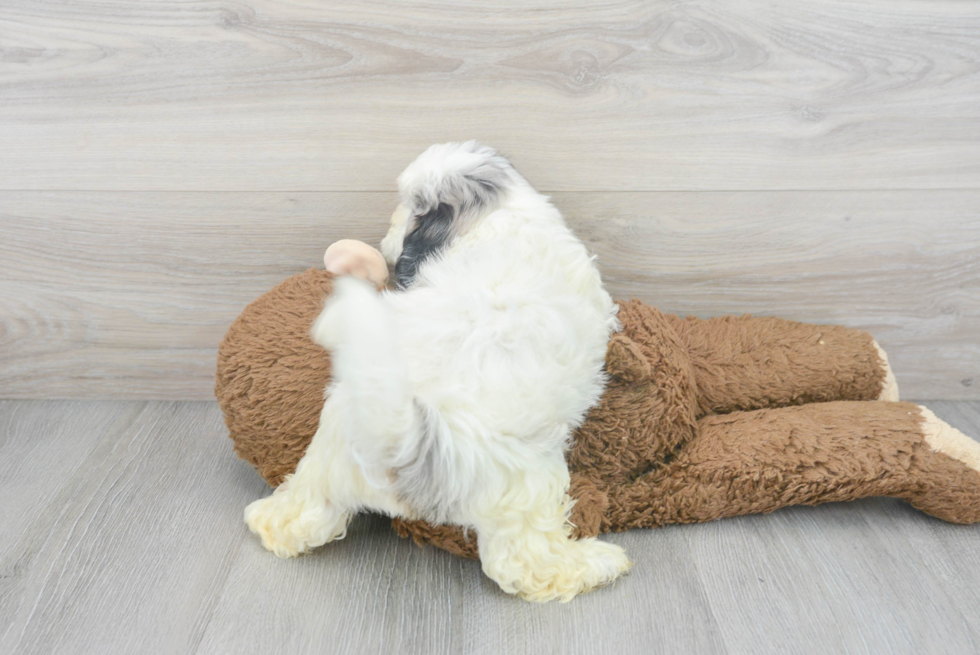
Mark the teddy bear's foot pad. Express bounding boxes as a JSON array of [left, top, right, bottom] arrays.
[[905, 405, 980, 524], [873, 340, 900, 402]]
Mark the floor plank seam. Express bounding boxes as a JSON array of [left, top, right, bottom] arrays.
[[682, 531, 733, 655], [188, 531, 249, 655]]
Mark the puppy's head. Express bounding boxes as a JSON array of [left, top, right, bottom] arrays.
[[380, 141, 520, 288]]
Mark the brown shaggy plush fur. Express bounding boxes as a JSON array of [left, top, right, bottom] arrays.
[[215, 271, 335, 487], [216, 269, 980, 560]]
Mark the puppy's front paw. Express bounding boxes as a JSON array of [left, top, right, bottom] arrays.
[[527, 538, 631, 602], [572, 538, 632, 592], [244, 490, 347, 558], [486, 535, 631, 602]]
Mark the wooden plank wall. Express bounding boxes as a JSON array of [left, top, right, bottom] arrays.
[[1, 0, 978, 400]]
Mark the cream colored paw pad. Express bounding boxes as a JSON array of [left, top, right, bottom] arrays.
[[873, 340, 900, 402], [919, 405, 980, 473]]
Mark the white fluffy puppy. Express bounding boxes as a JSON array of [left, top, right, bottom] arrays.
[[245, 141, 630, 602]]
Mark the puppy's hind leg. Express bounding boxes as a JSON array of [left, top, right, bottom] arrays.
[[247, 277, 415, 558], [244, 398, 352, 558], [473, 455, 631, 602]]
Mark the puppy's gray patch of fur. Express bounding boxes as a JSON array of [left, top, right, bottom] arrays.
[[395, 141, 515, 288], [394, 203, 455, 289], [393, 399, 459, 523], [403, 141, 512, 221]]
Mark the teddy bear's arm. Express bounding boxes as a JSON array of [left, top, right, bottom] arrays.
[[567, 328, 699, 487], [663, 313, 894, 416]]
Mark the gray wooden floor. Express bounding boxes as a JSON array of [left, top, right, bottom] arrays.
[[2, 399, 980, 655]]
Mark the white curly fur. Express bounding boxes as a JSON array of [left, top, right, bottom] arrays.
[[245, 141, 630, 602]]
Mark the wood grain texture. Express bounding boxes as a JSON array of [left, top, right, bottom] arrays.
[[2, 399, 979, 654], [690, 498, 980, 654], [0, 401, 138, 556], [0, 191, 396, 400], [2, 190, 977, 400], [0, 400, 267, 655], [1, 0, 978, 191]]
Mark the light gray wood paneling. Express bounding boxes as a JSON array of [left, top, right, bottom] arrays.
[[581, 190, 980, 401], [0, 191, 396, 400], [1, 191, 977, 400], [1, 0, 978, 191], [2, 400, 980, 654]]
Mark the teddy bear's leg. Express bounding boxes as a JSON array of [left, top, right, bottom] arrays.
[[605, 401, 980, 531], [663, 312, 898, 415], [468, 453, 631, 602], [907, 405, 980, 522]]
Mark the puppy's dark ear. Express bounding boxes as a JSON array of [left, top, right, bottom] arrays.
[[394, 203, 455, 289]]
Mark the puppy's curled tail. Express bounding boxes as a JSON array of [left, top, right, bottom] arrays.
[[310, 277, 418, 482]]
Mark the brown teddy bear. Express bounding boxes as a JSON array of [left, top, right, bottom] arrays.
[[215, 246, 980, 561]]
